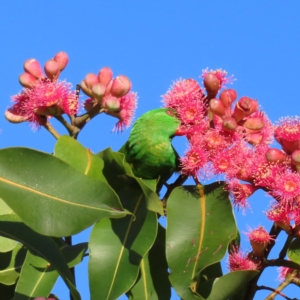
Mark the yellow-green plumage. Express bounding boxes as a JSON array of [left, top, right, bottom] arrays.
[[119, 108, 181, 186]]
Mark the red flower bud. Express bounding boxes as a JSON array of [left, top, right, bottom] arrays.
[[98, 67, 113, 87], [92, 83, 106, 104], [266, 148, 288, 163], [84, 73, 99, 89], [243, 117, 265, 131], [44, 59, 60, 79], [209, 98, 226, 118], [24, 59, 44, 79], [222, 117, 237, 132], [110, 75, 132, 97], [292, 150, 300, 166], [232, 97, 258, 123], [220, 89, 237, 108], [203, 73, 221, 98], [80, 80, 92, 97], [53, 51, 69, 71], [19, 72, 37, 88]]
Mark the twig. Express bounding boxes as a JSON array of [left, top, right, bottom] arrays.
[[161, 174, 188, 213], [279, 235, 294, 259], [65, 236, 75, 300], [43, 122, 61, 140], [245, 224, 282, 300], [55, 115, 80, 137], [257, 285, 292, 300], [265, 273, 294, 300]]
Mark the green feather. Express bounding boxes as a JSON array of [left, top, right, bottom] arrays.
[[119, 108, 181, 187]]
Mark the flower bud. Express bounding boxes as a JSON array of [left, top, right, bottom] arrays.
[[53, 51, 69, 71], [84, 98, 95, 111], [110, 76, 132, 97], [24, 59, 44, 79], [103, 96, 121, 111], [91, 83, 106, 104], [80, 80, 92, 97], [292, 150, 300, 166], [19, 72, 37, 88], [266, 148, 288, 163], [246, 133, 263, 146], [84, 73, 99, 89], [44, 59, 60, 79], [243, 117, 265, 131], [98, 67, 113, 87], [203, 73, 221, 98], [232, 97, 258, 123], [5, 108, 28, 123], [209, 98, 226, 118], [220, 89, 237, 108], [222, 117, 237, 132]]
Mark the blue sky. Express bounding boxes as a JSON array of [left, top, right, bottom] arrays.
[[1, 1, 300, 299]]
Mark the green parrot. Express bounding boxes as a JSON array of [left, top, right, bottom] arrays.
[[119, 108, 182, 191]]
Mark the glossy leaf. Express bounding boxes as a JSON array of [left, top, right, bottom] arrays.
[[127, 224, 171, 300], [207, 270, 259, 300], [54, 135, 107, 182], [0, 147, 128, 237], [0, 198, 17, 252], [14, 243, 87, 300], [288, 237, 300, 264], [0, 243, 27, 285], [89, 185, 158, 300], [0, 214, 80, 300], [166, 183, 237, 300], [98, 148, 163, 215]]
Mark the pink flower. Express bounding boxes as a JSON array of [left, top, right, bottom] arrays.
[[245, 226, 274, 257], [275, 117, 300, 154], [162, 78, 204, 111], [278, 266, 300, 284], [180, 145, 208, 178], [226, 179, 257, 210], [228, 247, 259, 272], [7, 79, 77, 128], [265, 203, 292, 233]]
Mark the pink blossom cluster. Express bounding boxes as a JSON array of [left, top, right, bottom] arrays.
[[6, 52, 78, 128], [80, 67, 137, 132], [6, 52, 138, 132], [162, 69, 300, 215]]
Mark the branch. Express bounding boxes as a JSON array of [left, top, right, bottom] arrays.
[[265, 273, 295, 300], [161, 174, 188, 213], [43, 122, 61, 140], [55, 115, 80, 137], [245, 223, 282, 300], [257, 285, 293, 300]]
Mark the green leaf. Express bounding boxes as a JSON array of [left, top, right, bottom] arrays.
[[0, 147, 128, 237], [14, 243, 87, 300], [0, 198, 17, 252], [127, 224, 171, 300], [166, 183, 238, 300], [288, 237, 300, 264], [98, 148, 163, 215], [54, 136, 107, 182], [88, 185, 158, 300], [0, 214, 81, 300], [207, 270, 259, 300], [0, 243, 27, 285]]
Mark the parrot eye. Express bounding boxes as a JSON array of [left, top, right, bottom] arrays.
[[166, 109, 178, 118]]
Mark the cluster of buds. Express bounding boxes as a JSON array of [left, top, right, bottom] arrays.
[[6, 52, 138, 133], [5, 52, 78, 128], [80, 67, 137, 132]]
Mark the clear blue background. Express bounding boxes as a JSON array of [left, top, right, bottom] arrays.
[[1, 1, 300, 299]]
